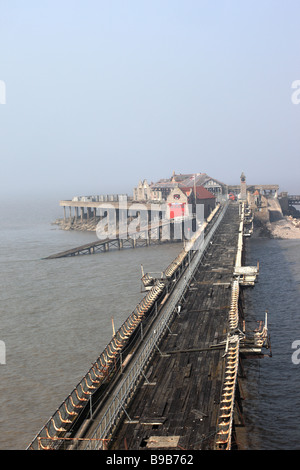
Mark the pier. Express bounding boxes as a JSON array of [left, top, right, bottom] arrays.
[[44, 219, 187, 260], [59, 198, 165, 224], [278, 192, 300, 215], [27, 200, 269, 451]]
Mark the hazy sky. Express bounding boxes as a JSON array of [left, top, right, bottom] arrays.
[[1, 0, 300, 200]]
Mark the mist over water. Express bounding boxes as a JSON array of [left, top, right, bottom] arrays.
[[0, 198, 299, 449]]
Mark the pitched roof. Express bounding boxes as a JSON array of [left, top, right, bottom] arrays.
[[150, 172, 225, 192], [151, 181, 178, 189], [180, 173, 226, 188], [195, 185, 216, 200], [172, 173, 195, 182], [180, 174, 208, 187], [180, 185, 216, 200]]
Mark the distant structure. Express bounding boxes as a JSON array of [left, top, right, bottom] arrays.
[[132, 180, 152, 201], [133, 172, 228, 203], [58, 171, 281, 225], [240, 172, 247, 200]]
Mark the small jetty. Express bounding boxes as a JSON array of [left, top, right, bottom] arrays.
[[45, 219, 193, 259]]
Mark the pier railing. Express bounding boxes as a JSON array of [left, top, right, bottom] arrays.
[[84, 202, 230, 450], [214, 202, 269, 450], [26, 278, 167, 449], [27, 202, 227, 450]]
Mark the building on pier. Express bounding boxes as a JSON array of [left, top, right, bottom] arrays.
[[58, 172, 280, 233], [133, 180, 152, 201], [166, 185, 216, 219], [133, 172, 228, 203]]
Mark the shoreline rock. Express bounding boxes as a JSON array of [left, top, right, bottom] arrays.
[[52, 218, 98, 232], [252, 215, 300, 240], [266, 216, 300, 240], [249, 192, 300, 240]]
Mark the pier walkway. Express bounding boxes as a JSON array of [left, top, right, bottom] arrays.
[[27, 201, 269, 451], [287, 195, 300, 206], [108, 203, 241, 450], [82, 203, 255, 450], [44, 219, 187, 259]]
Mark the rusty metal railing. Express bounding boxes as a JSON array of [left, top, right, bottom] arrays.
[[26, 278, 166, 450], [215, 336, 240, 450], [215, 201, 269, 450], [84, 202, 229, 450], [27, 202, 228, 450]]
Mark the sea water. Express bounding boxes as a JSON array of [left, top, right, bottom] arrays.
[[0, 198, 299, 450]]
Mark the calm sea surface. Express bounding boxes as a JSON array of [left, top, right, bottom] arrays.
[[243, 236, 300, 450], [0, 198, 299, 450]]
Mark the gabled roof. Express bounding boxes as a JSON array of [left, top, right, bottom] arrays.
[[150, 172, 226, 192], [179, 174, 208, 187], [168, 186, 188, 198], [172, 173, 195, 182], [180, 173, 226, 188], [180, 185, 216, 200], [195, 185, 216, 200], [151, 181, 178, 189]]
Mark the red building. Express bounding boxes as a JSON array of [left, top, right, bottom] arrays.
[[167, 186, 216, 219]]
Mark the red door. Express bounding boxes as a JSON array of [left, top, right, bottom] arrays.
[[169, 203, 185, 218]]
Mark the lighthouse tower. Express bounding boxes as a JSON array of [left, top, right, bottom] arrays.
[[240, 172, 247, 200]]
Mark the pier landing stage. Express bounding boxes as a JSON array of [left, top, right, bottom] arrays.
[[109, 204, 241, 450]]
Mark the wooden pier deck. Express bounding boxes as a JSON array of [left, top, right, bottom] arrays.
[[27, 201, 268, 451], [44, 237, 155, 259], [104, 204, 240, 450], [44, 220, 181, 259]]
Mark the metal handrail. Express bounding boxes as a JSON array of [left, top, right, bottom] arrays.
[[26, 280, 166, 449], [27, 201, 228, 450], [85, 201, 230, 449]]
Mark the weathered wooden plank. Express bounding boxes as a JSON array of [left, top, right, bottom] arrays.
[[109, 204, 240, 450]]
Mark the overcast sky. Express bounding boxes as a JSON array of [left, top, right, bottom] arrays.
[[1, 0, 300, 200]]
